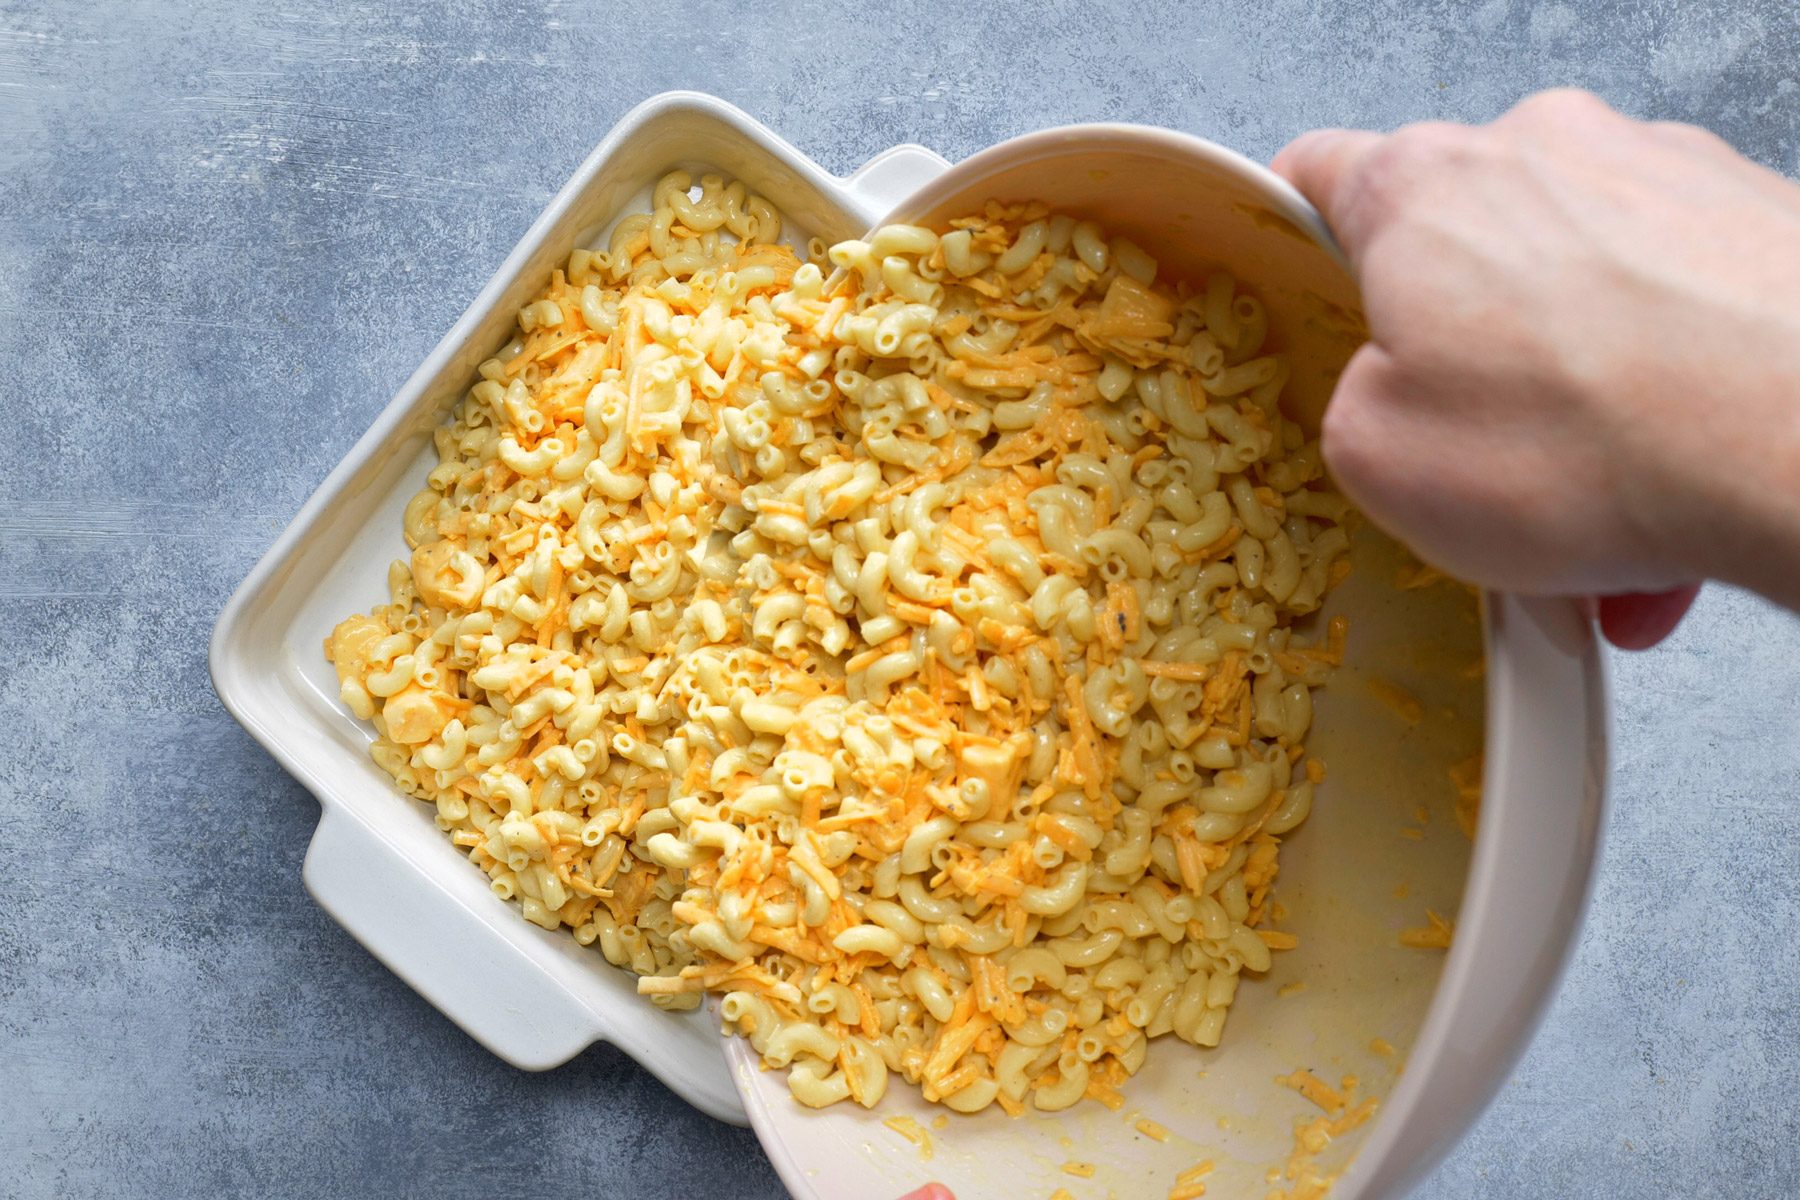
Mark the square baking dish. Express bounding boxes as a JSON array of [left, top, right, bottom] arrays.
[[208, 91, 950, 1125]]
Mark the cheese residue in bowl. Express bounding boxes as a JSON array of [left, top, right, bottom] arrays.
[[326, 172, 1354, 1114], [1269, 1069, 1380, 1198]]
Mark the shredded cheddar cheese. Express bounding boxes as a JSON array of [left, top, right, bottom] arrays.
[[883, 1114, 934, 1160], [1136, 1116, 1172, 1142], [1449, 752, 1483, 840], [1270, 1070, 1380, 1199], [1399, 909, 1456, 950], [1170, 1158, 1216, 1200], [1365, 677, 1424, 725]]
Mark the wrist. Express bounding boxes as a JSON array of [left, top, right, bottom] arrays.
[[1661, 338, 1800, 609]]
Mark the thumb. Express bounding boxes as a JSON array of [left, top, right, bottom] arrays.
[[1270, 128, 1385, 257]]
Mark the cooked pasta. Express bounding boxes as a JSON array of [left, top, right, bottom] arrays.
[[326, 172, 1354, 1114]]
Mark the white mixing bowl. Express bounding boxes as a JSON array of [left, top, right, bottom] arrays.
[[730, 123, 1609, 1200]]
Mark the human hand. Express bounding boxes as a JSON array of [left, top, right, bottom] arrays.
[[1272, 89, 1800, 645]]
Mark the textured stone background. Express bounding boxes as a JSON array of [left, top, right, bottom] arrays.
[[3, 1, 1798, 1197]]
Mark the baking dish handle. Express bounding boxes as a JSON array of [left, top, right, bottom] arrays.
[[841, 143, 952, 226], [303, 804, 606, 1070]]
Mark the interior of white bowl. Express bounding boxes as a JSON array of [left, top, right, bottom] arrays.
[[736, 533, 1483, 1199], [733, 127, 1496, 1199]]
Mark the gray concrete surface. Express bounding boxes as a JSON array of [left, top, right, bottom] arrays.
[[3, 1, 1797, 1196]]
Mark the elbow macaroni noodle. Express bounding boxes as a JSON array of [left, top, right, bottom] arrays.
[[326, 174, 1353, 1115]]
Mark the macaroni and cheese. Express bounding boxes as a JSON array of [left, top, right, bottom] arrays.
[[326, 172, 1352, 1114]]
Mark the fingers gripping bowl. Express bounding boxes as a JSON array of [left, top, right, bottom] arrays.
[[210, 94, 1607, 1198]]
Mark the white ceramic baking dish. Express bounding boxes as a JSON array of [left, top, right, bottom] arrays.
[[210, 92, 1608, 1195], [207, 91, 949, 1126]]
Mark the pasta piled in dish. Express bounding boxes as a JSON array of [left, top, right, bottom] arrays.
[[326, 171, 1353, 1114]]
